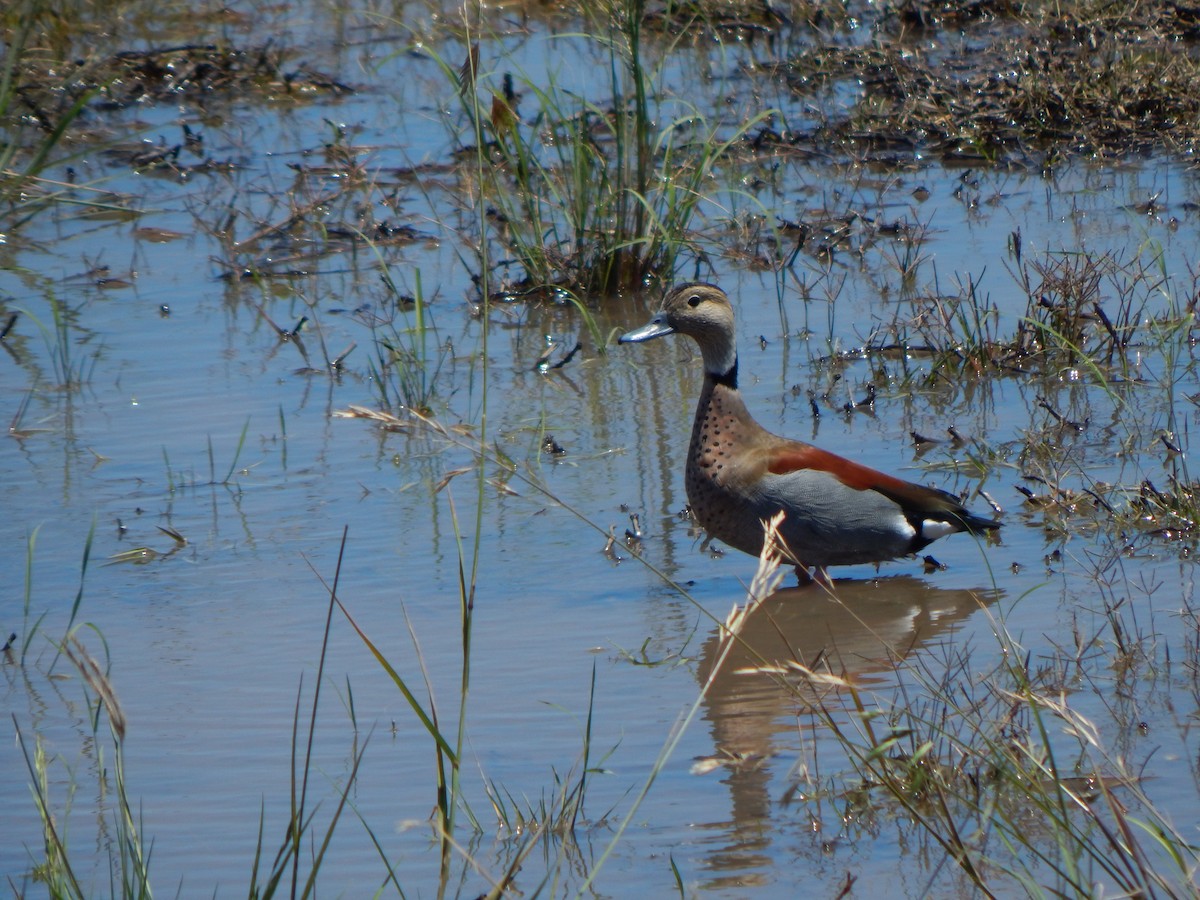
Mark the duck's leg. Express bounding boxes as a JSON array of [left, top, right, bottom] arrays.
[[794, 564, 834, 588]]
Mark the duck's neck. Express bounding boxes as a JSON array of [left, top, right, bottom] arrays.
[[710, 356, 738, 389], [700, 331, 738, 387]]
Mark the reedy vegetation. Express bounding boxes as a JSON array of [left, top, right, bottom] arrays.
[[422, 0, 772, 297]]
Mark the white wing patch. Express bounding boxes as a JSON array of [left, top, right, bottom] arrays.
[[920, 519, 957, 541]]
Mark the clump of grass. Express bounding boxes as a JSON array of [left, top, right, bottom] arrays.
[[439, 0, 772, 295], [879, 270, 1006, 374], [768, 591, 1200, 896], [17, 519, 94, 667], [362, 267, 450, 416], [16, 289, 103, 391], [159, 418, 253, 493], [1014, 250, 1154, 374], [1113, 475, 1200, 545], [871, 244, 1187, 385], [15, 635, 151, 899]]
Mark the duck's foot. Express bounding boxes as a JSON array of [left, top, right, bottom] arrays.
[[794, 564, 834, 588]]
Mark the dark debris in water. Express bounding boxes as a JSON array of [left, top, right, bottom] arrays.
[[11, 42, 350, 132], [746, 0, 1200, 164], [98, 44, 352, 107], [1011, 470, 1200, 549]]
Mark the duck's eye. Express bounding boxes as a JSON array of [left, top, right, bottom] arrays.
[[687, 294, 702, 308]]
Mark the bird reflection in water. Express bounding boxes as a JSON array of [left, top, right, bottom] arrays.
[[691, 575, 1001, 887]]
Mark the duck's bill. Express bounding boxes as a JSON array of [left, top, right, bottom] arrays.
[[619, 314, 674, 343]]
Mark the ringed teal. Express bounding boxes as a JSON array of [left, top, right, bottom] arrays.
[[620, 282, 999, 582]]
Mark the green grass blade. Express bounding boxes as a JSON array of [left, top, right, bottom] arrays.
[[222, 417, 251, 483], [334, 598, 458, 763]]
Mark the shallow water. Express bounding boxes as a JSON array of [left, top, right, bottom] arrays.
[[3, 4, 1199, 897]]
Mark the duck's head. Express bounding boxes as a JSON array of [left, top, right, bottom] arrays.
[[619, 282, 737, 378]]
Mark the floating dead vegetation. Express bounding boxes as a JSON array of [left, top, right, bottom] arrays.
[[640, 0, 834, 37], [2, 24, 351, 211], [205, 171, 433, 282], [334, 404, 475, 438], [15, 43, 351, 122], [754, 0, 1200, 164]]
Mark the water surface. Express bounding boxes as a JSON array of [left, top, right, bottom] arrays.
[[3, 4, 1199, 896]]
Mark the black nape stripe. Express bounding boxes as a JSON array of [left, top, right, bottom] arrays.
[[713, 358, 738, 389]]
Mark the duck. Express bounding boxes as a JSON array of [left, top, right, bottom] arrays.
[[619, 282, 1000, 583]]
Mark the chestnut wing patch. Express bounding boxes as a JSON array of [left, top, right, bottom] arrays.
[[766, 444, 962, 516]]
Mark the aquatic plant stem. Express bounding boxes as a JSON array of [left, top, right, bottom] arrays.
[[438, 5, 493, 887], [289, 525, 348, 897], [20, 524, 45, 665]]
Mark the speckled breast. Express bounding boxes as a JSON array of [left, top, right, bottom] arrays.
[[684, 382, 771, 558]]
